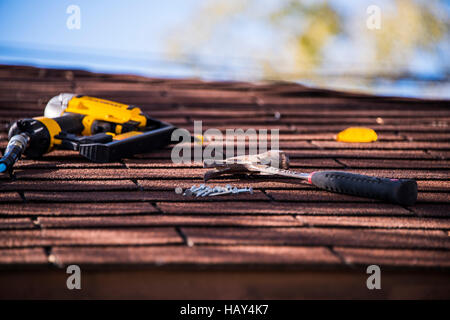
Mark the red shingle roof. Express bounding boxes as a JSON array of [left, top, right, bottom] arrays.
[[0, 65, 449, 299]]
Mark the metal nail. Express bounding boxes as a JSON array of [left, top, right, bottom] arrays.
[[196, 186, 212, 197], [191, 184, 207, 196], [208, 186, 223, 195], [194, 184, 206, 192], [198, 185, 255, 197], [208, 186, 229, 196], [202, 186, 218, 197], [209, 189, 232, 196], [236, 187, 253, 194]]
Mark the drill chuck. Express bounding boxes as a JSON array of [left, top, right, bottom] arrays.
[[0, 133, 29, 173]]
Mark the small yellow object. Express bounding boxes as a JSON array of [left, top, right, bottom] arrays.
[[194, 135, 207, 145], [336, 127, 378, 143], [113, 131, 142, 141]]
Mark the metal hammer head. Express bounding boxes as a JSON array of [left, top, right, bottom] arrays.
[[203, 150, 290, 181]]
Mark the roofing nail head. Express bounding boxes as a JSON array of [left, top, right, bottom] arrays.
[[175, 187, 183, 194]]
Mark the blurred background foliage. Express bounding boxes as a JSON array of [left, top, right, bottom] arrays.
[[166, 0, 449, 97]]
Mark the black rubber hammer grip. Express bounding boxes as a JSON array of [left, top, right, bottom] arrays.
[[309, 171, 417, 206]]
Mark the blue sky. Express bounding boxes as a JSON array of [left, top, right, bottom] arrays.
[[0, 0, 203, 76], [0, 0, 196, 52]]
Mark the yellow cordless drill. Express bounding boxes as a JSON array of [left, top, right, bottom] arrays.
[[0, 94, 175, 173]]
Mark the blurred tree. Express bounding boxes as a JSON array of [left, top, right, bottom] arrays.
[[166, 0, 449, 81], [265, 1, 341, 78], [372, 0, 447, 69]]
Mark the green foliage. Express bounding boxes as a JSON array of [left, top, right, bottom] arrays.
[[167, 0, 448, 80]]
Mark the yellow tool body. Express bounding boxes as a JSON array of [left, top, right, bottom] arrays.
[[65, 95, 147, 136], [0, 94, 175, 172]]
